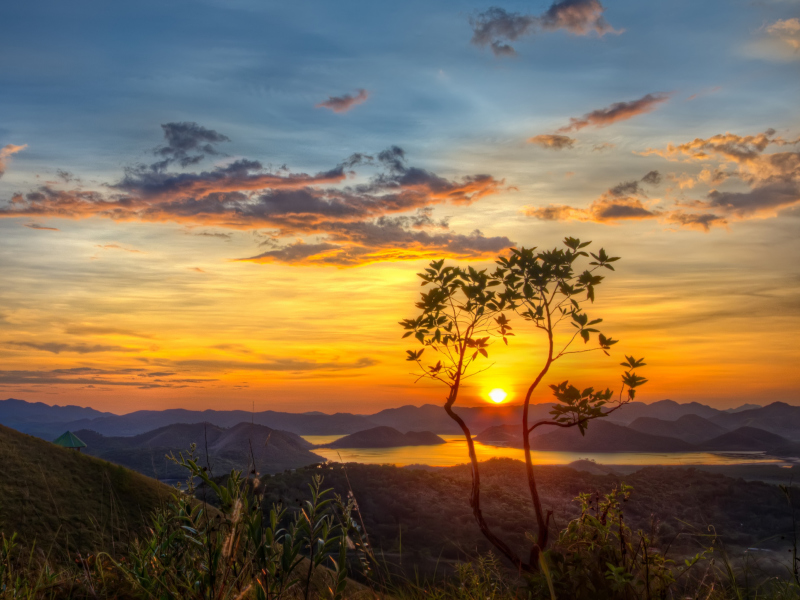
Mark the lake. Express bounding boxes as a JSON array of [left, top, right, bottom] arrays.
[[301, 434, 791, 468]]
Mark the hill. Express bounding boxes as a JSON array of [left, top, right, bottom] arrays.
[[78, 421, 325, 478], [628, 414, 729, 444], [696, 426, 789, 451], [320, 426, 445, 449], [475, 420, 693, 452], [711, 402, 800, 440], [0, 423, 172, 560]]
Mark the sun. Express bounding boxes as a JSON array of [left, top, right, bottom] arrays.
[[488, 388, 507, 404]]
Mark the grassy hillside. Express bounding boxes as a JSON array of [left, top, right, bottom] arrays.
[[0, 424, 173, 561]]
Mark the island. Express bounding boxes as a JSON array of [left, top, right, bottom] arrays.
[[318, 426, 446, 449]]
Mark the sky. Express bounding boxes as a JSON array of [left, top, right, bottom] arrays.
[[0, 0, 798, 414]]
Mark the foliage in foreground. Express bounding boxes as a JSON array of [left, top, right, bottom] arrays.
[[2, 455, 799, 600], [401, 240, 647, 572]]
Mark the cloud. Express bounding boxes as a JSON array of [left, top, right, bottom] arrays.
[[470, 0, 620, 56], [664, 211, 728, 232], [152, 122, 230, 169], [641, 170, 662, 185], [24, 223, 59, 231], [686, 86, 722, 101], [236, 224, 515, 267], [4, 341, 138, 354], [0, 126, 508, 266], [766, 18, 800, 52], [168, 356, 378, 372], [525, 198, 659, 223], [642, 129, 800, 219], [592, 142, 615, 152], [557, 93, 671, 132], [0, 367, 215, 388], [528, 134, 576, 150], [528, 130, 800, 231], [316, 89, 369, 113], [0, 144, 26, 178], [63, 325, 154, 338], [193, 231, 232, 240], [96, 243, 144, 253]]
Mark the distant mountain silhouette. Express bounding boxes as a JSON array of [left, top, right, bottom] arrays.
[[710, 402, 800, 440], [4, 398, 797, 445], [476, 420, 694, 453], [628, 414, 729, 444], [723, 404, 762, 413], [22, 408, 377, 438], [320, 427, 445, 449], [696, 427, 789, 451], [77, 421, 324, 479], [603, 399, 722, 424], [0, 398, 110, 432]]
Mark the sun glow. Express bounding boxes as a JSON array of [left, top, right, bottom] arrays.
[[488, 388, 507, 404]]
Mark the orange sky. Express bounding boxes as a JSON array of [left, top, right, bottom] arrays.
[[1, 1, 799, 414]]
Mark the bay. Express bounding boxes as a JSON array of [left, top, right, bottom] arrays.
[[301, 434, 789, 468]]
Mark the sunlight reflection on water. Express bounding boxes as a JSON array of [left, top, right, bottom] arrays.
[[301, 434, 788, 468]]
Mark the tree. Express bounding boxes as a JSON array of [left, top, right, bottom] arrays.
[[400, 238, 647, 574]]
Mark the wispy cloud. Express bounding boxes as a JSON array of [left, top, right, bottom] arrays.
[[470, 0, 621, 57], [528, 134, 576, 150], [24, 223, 59, 231], [557, 93, 671, 132], [766, 18, 800, 54], [0, 144, 26, 178], [316, 89, 369, 113], [4, 341, 139, 354], [96, 244, 144, 253]]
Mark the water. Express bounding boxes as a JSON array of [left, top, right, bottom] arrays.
[[301, 434, 789, 468]]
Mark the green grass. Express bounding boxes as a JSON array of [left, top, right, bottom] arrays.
[[0, 424, 172, 561]]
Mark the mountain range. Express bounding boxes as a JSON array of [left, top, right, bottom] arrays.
[[76, 421, 326, 479], [2, 399, 800, 460], [5, 397, 791, 439]]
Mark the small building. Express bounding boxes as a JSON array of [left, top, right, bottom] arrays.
[[53, 431, 87, 451]]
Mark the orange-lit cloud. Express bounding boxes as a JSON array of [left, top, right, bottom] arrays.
[[766, 18, 800, 52], [557, 93, 671, 132], [642, 129, 800, 219], [528, 134, 576, 150], [316, 89, 369, 113], [0, 144, 26, 178], [0, 125, 509, 267]]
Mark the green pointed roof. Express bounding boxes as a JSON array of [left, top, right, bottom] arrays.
[[53, 431, 87, 448]]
